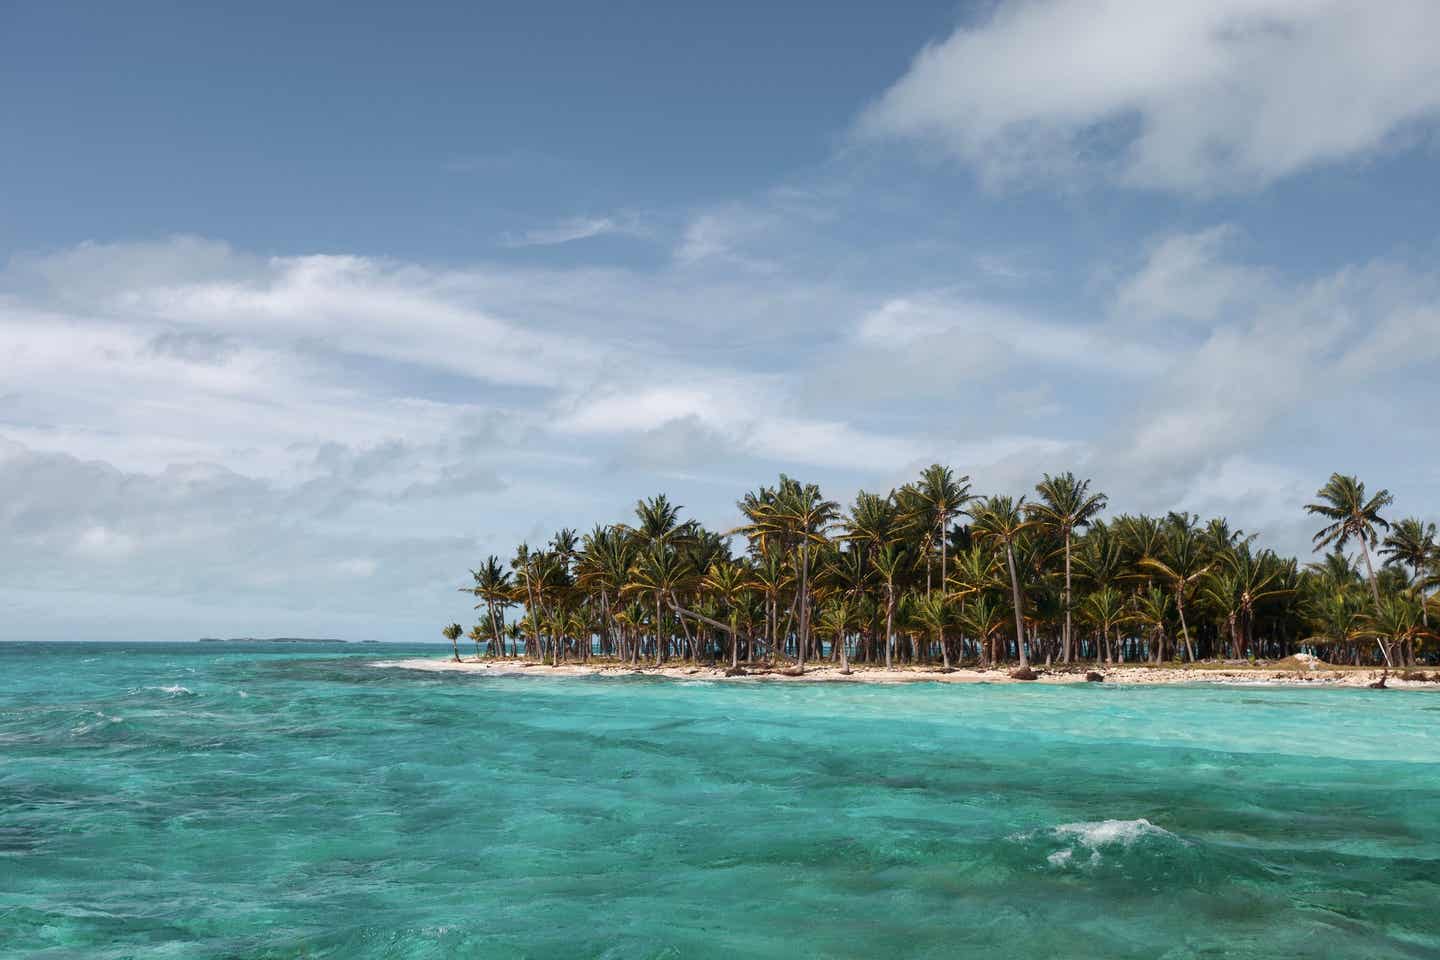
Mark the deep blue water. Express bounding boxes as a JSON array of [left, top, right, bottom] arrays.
[[2, 642, 1438, 958]]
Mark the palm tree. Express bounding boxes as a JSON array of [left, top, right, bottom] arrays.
[[1138, 528, 1210, 662], [627, 493, 693, 550], [1306, 473, 1395, 665], [872, 543, 908, 669], [700, 559, 754, 668], [817, 597, 854, 673], [912, 592, 954, 669], [843, 490, 903, 558], [442, 622, 463, 662], [1027, 473, 1107, 664], [511, 543, 544, 660], [970, 495, 1033, 667], [466, 624, 486, 659], [957, 594, 1008, 668], [1350, 596, 1435, 670], [736, 476, 839, 672], [1080, 588, 1127, 665], [1301, 579, 1361, 660], [903, 464, 972, 592], [1381, 517, 1437, 627], [750, 547, 792, 664], [463, 555, 513, 658], [577, 526, 634, 659], [624, 543, 695, 666], [1131, 587, 1173, 664]]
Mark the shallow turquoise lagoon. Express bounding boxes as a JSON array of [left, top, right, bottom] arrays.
[[2, 642, 1438, 958]]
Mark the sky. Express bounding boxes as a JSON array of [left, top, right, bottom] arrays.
[[2, 0, 1439, 641]]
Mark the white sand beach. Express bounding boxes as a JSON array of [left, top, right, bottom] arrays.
[[372, 656, 1440, 689]]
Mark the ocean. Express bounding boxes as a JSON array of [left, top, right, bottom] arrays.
[[2, 642, 1438, 958]]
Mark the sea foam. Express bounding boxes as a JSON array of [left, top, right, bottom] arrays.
[[1021, 818, 1183, 870], [148, 684, 196, 696], [1051, 817, 1178, 847]]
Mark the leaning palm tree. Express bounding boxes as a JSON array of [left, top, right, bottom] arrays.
[[970, 495, 1033, 668], [1305, 473, 1395, 665], [1027, 473, 1107, 664], [441, 622, 463, 663]]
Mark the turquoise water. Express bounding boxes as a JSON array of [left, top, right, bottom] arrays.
[[3, 643, 1439, 959]]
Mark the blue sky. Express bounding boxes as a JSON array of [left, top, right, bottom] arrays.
[[2, 0, 1439, 640]]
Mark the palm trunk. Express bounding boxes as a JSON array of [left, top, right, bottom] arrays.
[[486, 600, 502, 658], [884, 588, 895, 670], [1063, 529, 1073, 664], [1359, 544, 1394, 667], [797, 539, 811, 673], [1005, 543, 1028, 667], [940, 513, 948, 590], [524, 571, 541, 660], [1176, 593, 1195, 662]]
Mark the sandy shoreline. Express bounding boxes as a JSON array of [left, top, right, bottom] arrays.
[[371, 657, 1440, 689]]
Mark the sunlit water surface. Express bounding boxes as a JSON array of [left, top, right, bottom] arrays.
[[3, 642, 1438, 958]]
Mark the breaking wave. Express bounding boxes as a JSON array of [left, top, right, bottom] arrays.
[[1015, 818, 1188, 871]]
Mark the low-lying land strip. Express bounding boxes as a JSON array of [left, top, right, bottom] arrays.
[[375, 656, 1440, 688]]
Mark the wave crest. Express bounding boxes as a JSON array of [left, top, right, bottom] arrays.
[[1018, 818, 1185, 871]]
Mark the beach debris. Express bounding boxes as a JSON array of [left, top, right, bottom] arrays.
[[1369, 670, 1388, 689], [1009, 666, 1039, 681], [1085, 671, 1104, 683]]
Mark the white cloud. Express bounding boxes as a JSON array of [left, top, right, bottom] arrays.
[[1105, 227, 1440, 526], [1112, 225, 1269, 324], [673, 208, 788, 271], [857, 0, 1440, 193], [852, 295, 1169, 377], [500, 215, 639, 248]]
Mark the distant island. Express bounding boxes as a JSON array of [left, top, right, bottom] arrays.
[[198, 637, 346, 644]]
